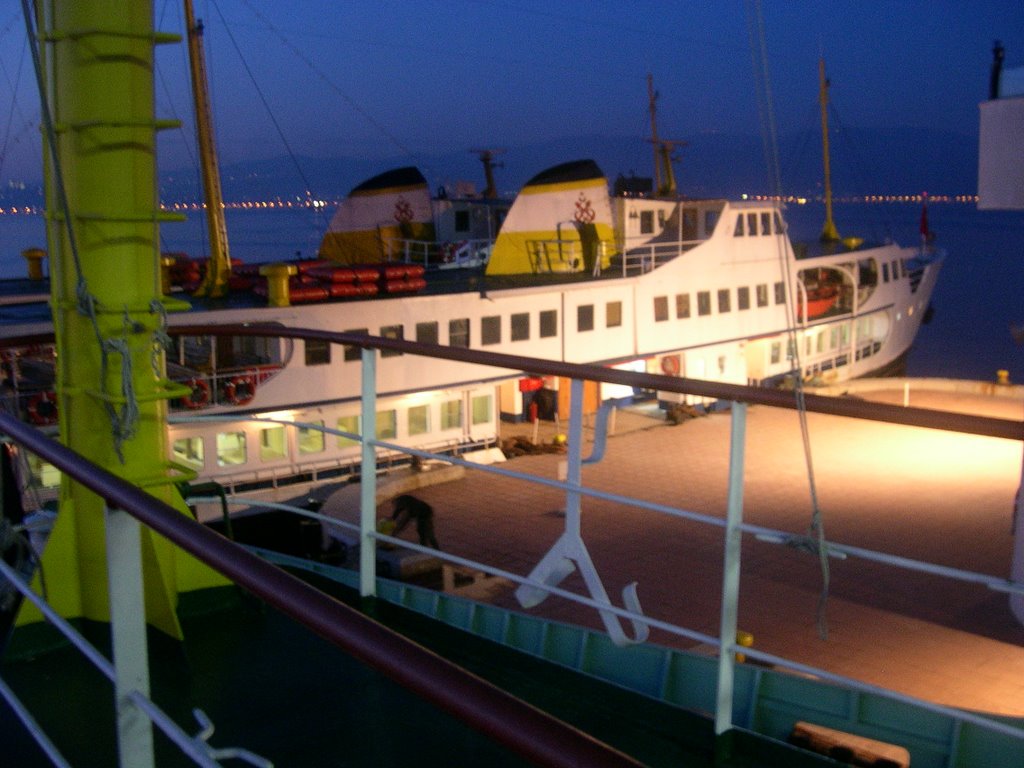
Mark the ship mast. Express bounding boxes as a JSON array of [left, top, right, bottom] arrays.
[[647, 74, 686, 197], [471, 148, 505, 199], [819, 58, 840, 242], [185, 0, 232, 297]]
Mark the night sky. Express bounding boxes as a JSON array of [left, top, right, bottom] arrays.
[[1, 1, 1023, 183]]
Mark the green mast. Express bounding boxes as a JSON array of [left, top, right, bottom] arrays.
[[18, 0, 223, 641]]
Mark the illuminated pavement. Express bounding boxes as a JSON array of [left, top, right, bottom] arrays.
[[392, 382, 1024, 717]]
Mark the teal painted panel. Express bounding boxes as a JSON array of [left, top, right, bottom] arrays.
[[858, 693, 955, 743], [955, 721, 1024, 768], [540, 622, 583, 668], [436, 595, 475, 630], [470, 604, 512, 643], [504, 613, 546, 654], [579, 633, 668, 698], [756, 672, 855, 721], [662, 652, 718, 714]]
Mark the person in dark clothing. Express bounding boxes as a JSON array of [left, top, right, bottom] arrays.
[[391, 494, 439, 549]]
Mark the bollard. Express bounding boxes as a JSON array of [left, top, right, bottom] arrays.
[[21, 248, 46, 280], [997, 369, 1010, 386], [259, 263, 298, 307], [735, 630, 754, 663]]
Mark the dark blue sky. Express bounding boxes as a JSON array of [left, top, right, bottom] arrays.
[[1, 1, 1023, 183]]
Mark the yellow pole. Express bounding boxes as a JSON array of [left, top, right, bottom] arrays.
[[819, 58, 840, 243]]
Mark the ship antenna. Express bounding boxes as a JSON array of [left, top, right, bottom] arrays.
[[471, 148, 505, 199], [819, 57, 840, 242]]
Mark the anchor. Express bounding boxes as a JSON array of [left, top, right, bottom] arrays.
[[515, 383, 649, 646]]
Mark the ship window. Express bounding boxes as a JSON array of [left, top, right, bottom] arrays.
[[676, 293, 690, 318], [343, 328, 369, 361], [774, 212, 784, 234], [697, 290, 712, 316], [658, 209, 667, 227], [336, 415, 360, 447], [770, 342, 781, 364], [882, 263, 890, 282], [738, 286, 750, 310], [472, 394, 493, 425], [653, 296, 669, 322], [454, 210, 470, 232], [481, 315, 501, 345], [756, 284, 769, 307], [380, 324, 404, 357], [408, 405, 430, 436], [299, 422, 325, 454], [449, 318, 470, 348], [376, 410, 397, 440], [172, 436, 204, 471], [606, 300, 622, 328], [216, 431, 247, 467], [747, 213, 758, 235], [218, 334, 276, 369], [717, 289, 731, 313], [893, 260, 902, 278], [511, 312, 530, 341], [416, 321, 439, 344], [733, 215, 744, 236], [539, 309, 558, 338], [259, 426, 287, 461], [578, 304, 595, 332], [760, 212, 772, 235], [440, 399, 463, 430], [774, 281, 785, 304], [816, 331, 824, 352], [640, 210, 654, 234], [705, 209, 720, 235], [305, 338, 330, 366]]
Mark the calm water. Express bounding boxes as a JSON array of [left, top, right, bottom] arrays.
[[2, 200, 1022, 382]]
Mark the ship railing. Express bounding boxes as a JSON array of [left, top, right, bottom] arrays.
[[383, 237, 492, 269], [3, 325, 1024, 766], [617, 237, 699, 275]]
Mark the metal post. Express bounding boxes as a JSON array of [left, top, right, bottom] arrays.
[[715, 401, 747, 735], [565, 378, 584, 537], [359, 346, 378, 597], [105, 506, 155, 768]]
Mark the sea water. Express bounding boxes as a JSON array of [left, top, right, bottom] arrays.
[[1, 201, 1022, 382]]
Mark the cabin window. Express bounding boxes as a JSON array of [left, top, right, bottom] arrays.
[[172, 436, 204, 471], [481, 315, 501, 345], [454, 210, 470, 233], [747, 213, 758, 235], [376, 410, 397, 440], [305, 339, 330, 366], [683, 208, 697, 240], [717, 289, 731, 313], [705, 210, 720, 235], [380, 325, 404, 357], [770, 342, 781, 365], [577, 304, 595, 332], [299, 422, 325, 454], [178, 335, 212, 369], [774, 212, 784, 234], [675, 293, 690, 318], [408, 405, 430, 436], [882, 263, 890, 283], [511, 312, 530, 341], [343, 328, 368, 362], [733, 216, 744, 236], [737, 286, 750, 310], [336, 415, 360, 447], [774, 281, 786, 305], [816, 331, 824, 353], [440, 399, 463, 430], [697, 291, 712, 316], [218, 334, 275, 369], [830, 327, 839, 348], [653, 296, 669, 322], [449, 318, 470, 348], [259, 426, 287, 461], [216, 431, 247, 467], [756, 284, 769, 307], [640, 210, 654, 234], [760, 212, 772, 235], [539, 309, 558, 338], [606, 300, 622, 328], [416, 321, 439, 344], [472, 394, 493, 425], [893, 260, 902, 278]]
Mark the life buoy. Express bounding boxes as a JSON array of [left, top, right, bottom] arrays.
[[181, 377, 211, 409], [660, 355, 681, 376], [27, 391, 57, 425], [223, 374, 257, 406]]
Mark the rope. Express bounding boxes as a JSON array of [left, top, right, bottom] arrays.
[[746, 0, 830, 639]]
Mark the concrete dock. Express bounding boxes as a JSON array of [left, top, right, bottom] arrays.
[[369, 380, 1024, 717]]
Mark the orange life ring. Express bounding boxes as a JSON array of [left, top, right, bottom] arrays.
[[223, 374, 257, 406], [27, 391, 57, 425], [660, 355, 681, 376], [181, 377, 211, 409]]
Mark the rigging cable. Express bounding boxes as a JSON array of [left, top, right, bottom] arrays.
[[746, 0, 831, 640]]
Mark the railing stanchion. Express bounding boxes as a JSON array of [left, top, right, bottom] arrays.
[[715, 401, 747, 736], [105, 505, 155, 768], [360, 346, 379, 597], [566, 378, 584, 534]]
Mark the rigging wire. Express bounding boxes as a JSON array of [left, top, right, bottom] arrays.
[[746, 0, 831, 640]]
